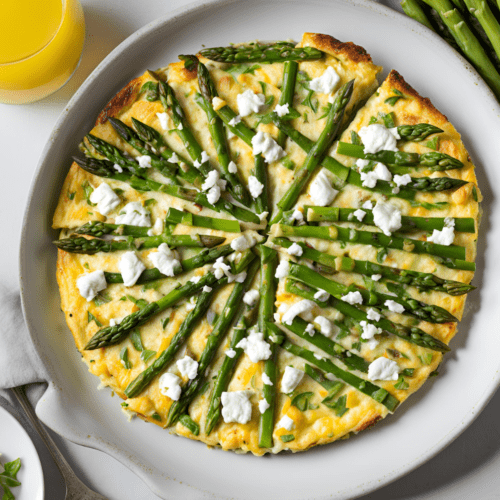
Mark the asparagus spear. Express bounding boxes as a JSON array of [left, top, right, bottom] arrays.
[[166, 258, 260, 426], [195, 58, 251, 206], [274, 237, 475, 295], [271, 116, 467, 196], [304, 364, 345, 398], [279, 311, 369, 372], [54, 233, 225, 254], [124, 283, 220, 398], [277, 60, 299, 148], [336, 141, 463, 170], [397, 123, 444, 141], [165, 208, 241, 233], [401, 0, 437, 30], [274, 332, 400, 412], [286, 277, 450, 352], [304, 206, 475, 233], [257, 246, 279, 448], [204, 307, 256, 435], [85, 271, 221, 350], [270, 80, 354, 224], [421, 0, 500, 100], [289, 262, 457, 323], [277, 223, 470, 268], [199, 42, 323, 63], [103, 244, 234, 284], [130, 117, 203, 186], [72, 156, 260, 224]]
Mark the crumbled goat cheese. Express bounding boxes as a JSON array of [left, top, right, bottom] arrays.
[[314, 316, 333, 336], [362, 200, 374, 210], [243, 289, 260, 307], [394, 173, 412, 187], [291, 209, 304, 223], [137, 155, 152, 169], [115, 201, 151, 227], [236, 331, 272, 363], [109, 317, 122, 327], [371, 274, 382, 281], [202, 170, 220, 191], [428, 226, 455, 246], [314, 289, 329, 302], [194, 159, 201, 168], [225, 348, 236, 358], [221, 391, 253, 424], [228, 160, 238, 173], [89, 183, 120, 216], [384, 299, 405, 313], [231, 234, 256, 252], [281, 366, 304, 393], [237, 89, 265, 116], [213, 256, 231, 279], [360, 320, 382, 342], [275, 260, 290, 279], [275, 103, 290, 117], [282, 300, 316, 325], [341, 291, 363, 305], [177, 123, 183, 130], [212, 96, 225, 109], [262, 373, 273, 386], [353, 209, 366, 222], [258, 211, 268, 222], [368, 357, 399, 381], [251, 131, 285, 163], [229, 115, 242, 126], [287, 243, 303, 256], [305, 323, 315, 335], [360, 162, 393, 188], [308, 66, 341, 94], [358, 124, 399, 154], [159, 372, 182, 400], [309, 170, 338, 206], [114, 164, 123, 173], [203, 285, 212, 293], [248, 175, 265, 198], [76, 270, 107, 301], [156, 112, 169, 130], [177, 355, 199, 380], [207, 184, 221, 204], [276, 415, 294, 431], [366, 308, 382, 321], [118, 252, 146, 287], [373, 200, 402, 236], [149, 243, 180, 277], [444, 217, 455, 228], [185, 295, 197, 311], [168, 152, 179, 163], [190, 276, 201, 284], [201, 151, 210, 163], [259, 398, 270, 414]]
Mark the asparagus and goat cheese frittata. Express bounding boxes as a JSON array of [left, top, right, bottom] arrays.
[[53, 33, 481, 455]]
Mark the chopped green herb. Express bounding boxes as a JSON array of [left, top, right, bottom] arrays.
[[265, 95, 275, 107], [82, 181, 95, 206], [301, 91, 318, 112], [325, 394, 349, 417], [303, 112, 309, 123], [141, 350, 157, 362], [425, 136, 440, 150], [321, 382, 344, 409], [130, 329, 144, 351], [161, 317, 170, 329], [141, 280, 162, 292], [352, 341, 362, 351], [140, 81, 159, 101], [114, 188, 125, 196], [197, 381, 210, 397], [351, 130, 362, 146], [179, 414, 200, 435], [385, 88, 404, 106], [281, 157, 295, 170], [127, 295, 149, 309], [291, 391, 315, 411], [119, 347, 132, 369], [0, 457, 22, 498], [259, 81, 267, 94], [144, 198, 157, 207], [68, 191, 76, 200], [93, 292, 111, 307], [318, 103, 332, 119], [429, 369, 439, 377], [119, 296, 127, 301], [151, 412, 162, 421], [280, 434, 295, 443], [84, 263, 90, 269], [368, 116, 378, 125], [472, 185, 478, 202], [394, 376, 409, 390], [379, 111, 395, 128], [87, 311, 102, 327], [121, 402, 129, 407], [376, 247, 388, 263], [419, 353, 433, 365], [401, 368, 415, 377]]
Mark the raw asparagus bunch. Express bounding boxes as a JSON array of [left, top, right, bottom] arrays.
[[273, 237, 475, 295], [199, 42, 324, 62], [54, 233, 224, 254], [270, 79, 355, 224], [166, 258, 260, 426]]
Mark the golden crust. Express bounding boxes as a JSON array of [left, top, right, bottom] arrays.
[[53, 33, 480, 456]]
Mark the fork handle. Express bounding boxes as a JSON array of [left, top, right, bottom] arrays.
[[10, 385, 100, 498]]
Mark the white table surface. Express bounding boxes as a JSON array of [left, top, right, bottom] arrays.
[[1, 0, 499, 498]]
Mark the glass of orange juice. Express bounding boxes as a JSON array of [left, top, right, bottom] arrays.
[[0, 0, 85, 104]]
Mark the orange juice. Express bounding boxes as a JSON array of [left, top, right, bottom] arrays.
[[0, 0, 85, 104]]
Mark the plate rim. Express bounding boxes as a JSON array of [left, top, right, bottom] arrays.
[[18, 0, 500, 499]]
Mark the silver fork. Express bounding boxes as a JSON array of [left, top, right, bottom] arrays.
[[11, 385, 108, 500]]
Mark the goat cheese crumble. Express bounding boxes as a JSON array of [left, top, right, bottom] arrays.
[[309, 170, 338, 206], [281, 366, 304, 393], [243, 289, 260, 307], [282, 299, 315, 325], [359, 162, 392, 188], [149, 243, 180, 277], [358, 124, 400, 154], [373, 200, 402, 236], [368, 357, 399, 381], [251, 131, 285, 163], [276, 414, 294, 431], [384, 299, 405, 313], [314, 316, 333, 336], [156, 112, 168, 130], [237, 89, 265, 116], [259, 398, 270, 414], [275, 260, 290, 279], [221, 391, 252, 424], [236, 331, 272, 363], [248, 175, 264, 198], [159, 372, 182, 400], [76, 270, 107, 301], [275, 103, 290, 117], [177, 355, 199, 379], [228, 160, 238, 173], [262, 373, 273, 386], [366, 308, 382, 321], [231, 234, 256, 252], [394, 173, 412, 187], [314, 289, 329, 302], [89, 183, 120, 216], [115, 202, 151, 227], [308, 66, 340, 94], [341, 291, 363, 305], [225, 348, 236, 358], [118, 251, 146, 287], [287, 243, 303, 256], [229, 115, 241, 126]]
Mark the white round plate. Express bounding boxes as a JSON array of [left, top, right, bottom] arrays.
[[19, 0, 500, 499], [0, 407, 44, 500]]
